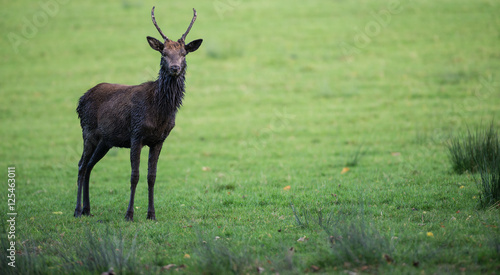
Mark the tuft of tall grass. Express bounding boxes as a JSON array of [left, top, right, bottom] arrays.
[[192, 238, 254, 275], [192, 237, 300, 274], [0, 234, 49, 275], [66, 228, 139, 274], [0, 227, 141, 275], [320, 211, 394, 268], [447, 121, 500, 208], [447, 122, 499, 174], [476, 156, 500, 209], [291, 203, 394, 269]]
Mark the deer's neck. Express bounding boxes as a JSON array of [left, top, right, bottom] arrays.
[[156, 62, 186, 114]]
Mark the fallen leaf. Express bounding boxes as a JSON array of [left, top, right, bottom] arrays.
[[257, 267, 265, 273], [391, 152, 401, 156], [283, 185, 291, 191], [311, 265, 320, 272], [426, 232, 434, 237], [341, 167, 350, 174], [202, 166, 210, 171], [297, 236, 308, 242], [52, 212, 63, 215], [215, 236, 220, 240], [184, 253, 191, 259]]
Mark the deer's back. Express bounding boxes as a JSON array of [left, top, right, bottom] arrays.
[[77, 82, 159, 147]]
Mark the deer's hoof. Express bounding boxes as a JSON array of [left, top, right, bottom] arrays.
[[125, 211, 134, 222], [74, 210, 82, 218], [147, 212, 156, 220], [82, 208, 91, 216]]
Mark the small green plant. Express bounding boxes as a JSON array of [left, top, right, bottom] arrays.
[[290, 203, 310, 228], [345, 144, 365, 167], [214, 183, 236, 192], [447, 121, 499, 174]]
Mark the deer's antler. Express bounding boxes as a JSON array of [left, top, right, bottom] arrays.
[[151, 6, 169, 42], [180, 8, 197, 42]]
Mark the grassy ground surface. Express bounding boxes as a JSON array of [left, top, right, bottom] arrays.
[[1, 0, 499, 274]]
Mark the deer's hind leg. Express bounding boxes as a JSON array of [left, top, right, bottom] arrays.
[[81, 140, 111, 215], [75, 138, 95, 217]]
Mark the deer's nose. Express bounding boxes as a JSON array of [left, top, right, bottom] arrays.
[[170, 65, 181, 73]]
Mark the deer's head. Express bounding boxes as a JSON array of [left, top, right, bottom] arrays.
[[147, 6, 203, 76]]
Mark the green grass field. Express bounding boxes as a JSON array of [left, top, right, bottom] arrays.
[[1, 0, 499, 274]]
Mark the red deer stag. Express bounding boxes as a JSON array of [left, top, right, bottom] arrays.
[[74, 6, 203, 221]]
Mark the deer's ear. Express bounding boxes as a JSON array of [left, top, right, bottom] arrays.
[[147, 36, 164, 52], [185, 39, 203, 53]]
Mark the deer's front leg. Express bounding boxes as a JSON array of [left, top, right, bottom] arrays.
[[147, 143, 163, 220], [125, 139, 142, 221]]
